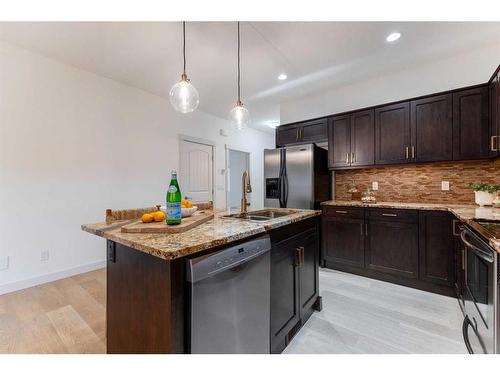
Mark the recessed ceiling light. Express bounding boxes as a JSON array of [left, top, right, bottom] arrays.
[[278, 73, 287, 81], [386, 32, 402, 43]]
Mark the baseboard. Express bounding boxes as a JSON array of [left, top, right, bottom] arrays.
[[0, 260, 106, 295]]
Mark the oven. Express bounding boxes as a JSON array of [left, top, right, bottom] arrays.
[[460, 226, 498, 354]]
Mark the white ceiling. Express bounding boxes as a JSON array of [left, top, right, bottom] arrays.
[[1, 22, 500, 133]]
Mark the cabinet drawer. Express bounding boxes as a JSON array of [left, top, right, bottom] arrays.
[[367, 208, 418, 222], [322, 206, 364, 218]]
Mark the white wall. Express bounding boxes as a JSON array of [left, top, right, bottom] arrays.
[[280, 43, 500, 124], [0, 41, 274, 293]]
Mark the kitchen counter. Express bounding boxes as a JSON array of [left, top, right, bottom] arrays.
[[321, 200, 500, 252], [82, 208, 321, 260]]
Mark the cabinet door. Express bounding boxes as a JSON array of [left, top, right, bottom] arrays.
[[270, 235, 300, 353], [375, 102, 411, 165], [328, 115, 351, 168], [411, 94, 453, 162], [276, 125, 299, 147], [350, 109, 375, 166], [490, 73, 499, 157], [453, 86, 489, 160], [418, 211, 455, 286], [300, 119, 328, 143], [298, 229, 319, 319], [322, 216, 365, 268], [366, 217, 418, 279]]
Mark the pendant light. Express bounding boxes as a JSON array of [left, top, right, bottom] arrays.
[[170, 21, 199, 113], [229, 22, 250, 130]]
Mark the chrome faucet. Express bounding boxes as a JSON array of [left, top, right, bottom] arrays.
[[241, 170, 252, 213]]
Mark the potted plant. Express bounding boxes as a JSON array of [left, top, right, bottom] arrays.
[[469, 183, 500, 207]]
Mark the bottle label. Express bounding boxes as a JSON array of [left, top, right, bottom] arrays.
[[168, 185, 178, 193], [166, 202, 181, 220]]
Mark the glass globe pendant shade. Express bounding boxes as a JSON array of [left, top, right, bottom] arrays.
[[169, 73, 199, 113], [229, 100, 250, 130]]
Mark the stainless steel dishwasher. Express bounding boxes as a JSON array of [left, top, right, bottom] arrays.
[[186, 235, 271, 354]]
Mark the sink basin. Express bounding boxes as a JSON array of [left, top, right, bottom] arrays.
[[222, 209, 295, 222]]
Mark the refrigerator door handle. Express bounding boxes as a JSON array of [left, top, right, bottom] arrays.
[[278, 149, 285, 208], [283, 172, 289, 208]]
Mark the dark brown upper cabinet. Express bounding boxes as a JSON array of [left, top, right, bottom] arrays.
[[328, 114, 351, 168], [490, 69, 500, 158], [350, 110, 375, 166], [452, 86, 489, 160], [410, 94, 453, 163], [328, 110, 374, 168], [374, 102, 411, 165], [276, 119, 327, 147]]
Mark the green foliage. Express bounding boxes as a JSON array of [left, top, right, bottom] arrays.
[[469, 183, 500, 193]]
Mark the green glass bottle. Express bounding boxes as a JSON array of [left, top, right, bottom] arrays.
[[166, 171, 182, 225]]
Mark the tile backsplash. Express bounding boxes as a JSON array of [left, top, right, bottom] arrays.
[[334, 159, 500, 204]]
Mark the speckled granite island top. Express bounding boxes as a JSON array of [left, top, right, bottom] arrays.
[[82, 208, 320, 261], [321, 200, 500, 253]]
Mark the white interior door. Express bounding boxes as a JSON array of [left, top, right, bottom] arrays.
[[179, 140, 213, 202], [227, 149, 250, 210]]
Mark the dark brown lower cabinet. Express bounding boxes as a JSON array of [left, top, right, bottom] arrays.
[[365, 210, 419, 279], [418, 211, 455, 286], [270, 218, 320, 354], [321, 207, 456, 297]]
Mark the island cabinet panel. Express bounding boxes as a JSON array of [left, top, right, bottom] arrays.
[[269, 217, 320, 354], [350, 109, 375, 167], [365, 210, 419, 279], [410, 94, 453, 162], [328, 114, 351, 168], [418, 211, 455, 286], [452, 86, 489, 160], [374, 102, 411, 165], [106, 241, 185, 354]]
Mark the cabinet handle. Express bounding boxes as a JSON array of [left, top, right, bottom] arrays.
[[346, 153, 349, 164], [462, 249, 465, 271], [382, 213, 398, 217], [411, 146, 415, 159], [360, 223, 364, 236], [296, 128, 300, 140], [365, 223, 368, 236], [300, 246, 305, 266], [452, 220, 462, 236], [405, 146, 409, 159], [295, 247, 301, 267], [335, 210, 348, 214], [491, 136, 499, 152], [351, 152, 355, 163]]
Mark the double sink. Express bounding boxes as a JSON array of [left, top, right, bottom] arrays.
[[222, 209, 295, 222]]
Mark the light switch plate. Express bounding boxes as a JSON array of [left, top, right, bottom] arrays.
[[441, 181, 450, 191], [0, 256, 9, 270], [372, 181, 379, 191]]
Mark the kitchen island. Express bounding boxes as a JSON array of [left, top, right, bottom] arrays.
[[82, 208, 321, 354]]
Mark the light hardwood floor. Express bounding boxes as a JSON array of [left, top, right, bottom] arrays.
[[0, 267, 466, 354]]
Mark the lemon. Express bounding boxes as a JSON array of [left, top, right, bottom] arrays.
[[153, 211, 166, 222], [141, 213, 154, 223], [186, 201, 193, 208]]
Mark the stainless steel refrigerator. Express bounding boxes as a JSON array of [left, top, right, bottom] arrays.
[[264, 144, 330, 209]]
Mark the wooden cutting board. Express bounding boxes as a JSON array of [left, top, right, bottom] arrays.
[[120, 210, 215, 234]]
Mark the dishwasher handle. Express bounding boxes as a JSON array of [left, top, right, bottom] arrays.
[[187, 236, 271, 283]]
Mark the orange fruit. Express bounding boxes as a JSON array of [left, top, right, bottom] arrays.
[[153, 211, 166, 222], [141, 213, 153, 223]]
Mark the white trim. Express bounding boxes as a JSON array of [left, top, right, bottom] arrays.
[[178, 134, 216, 147], [0, 260, 106, 295], [225, 145, 251, 211]]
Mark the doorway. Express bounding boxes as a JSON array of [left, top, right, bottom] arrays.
[[179, 137, 214, 202], [226, 147, 250, 210]]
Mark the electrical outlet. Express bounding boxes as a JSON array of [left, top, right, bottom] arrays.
[[0, 256, 9, 270], [441, 181, 450, 191], [372, 181, 379, 191], [41, 250, 49, 262]]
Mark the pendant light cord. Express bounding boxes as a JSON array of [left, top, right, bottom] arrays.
[[237, 21, 241, 103], [183, 21, 187, 75]]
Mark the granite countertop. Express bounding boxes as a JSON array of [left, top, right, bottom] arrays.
[[321, 200, 500, 253], [82, 208, 320, 261]]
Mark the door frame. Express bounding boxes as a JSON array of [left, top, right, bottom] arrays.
[[224, 144, 251, 211], [178, 134, 216, 206]]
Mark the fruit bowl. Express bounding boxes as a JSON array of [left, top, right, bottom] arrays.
[[182, 206, 197, 218]]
